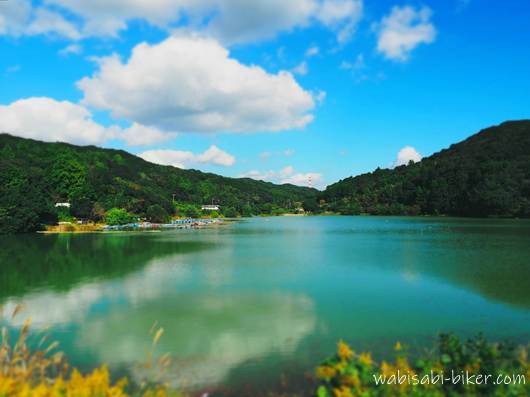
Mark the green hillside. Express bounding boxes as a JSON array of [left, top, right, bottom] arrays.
[[0, 134, 317, 233], [320, 120, 530, 217]]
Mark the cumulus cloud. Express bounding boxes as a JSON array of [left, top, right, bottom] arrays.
[[240, 165, 322, 188], [120, 123, 174, 146], [395, 146, 422, 166], [0, 0, 80, 39], [317, 0, 363, 44], [209, 0, 362, 44], [0, 97, 170, 147], [376, 5, 436, 62], [33, 0, 362, 44], [0, 97, 118, 145], [78, 35, 316, 135], [139, 145, 236, 169]]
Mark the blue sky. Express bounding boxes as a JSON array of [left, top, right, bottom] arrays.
[[1, 0, 529, 189]]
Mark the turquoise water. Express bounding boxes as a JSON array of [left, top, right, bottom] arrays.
[[1, 216, 530, 394]]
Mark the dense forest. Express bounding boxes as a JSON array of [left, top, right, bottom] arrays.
[[2, 120, 529, 233], [0, 134, 317, 233], [320, 120, 530, 217]]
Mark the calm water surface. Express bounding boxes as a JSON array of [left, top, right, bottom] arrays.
[[1, 216, 530, 394]]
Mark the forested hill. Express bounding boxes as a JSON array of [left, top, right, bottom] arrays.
[[320, 120, 530, 217], [0, 133, 317, 233]]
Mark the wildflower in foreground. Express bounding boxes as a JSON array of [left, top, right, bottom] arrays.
[[337, 340, 354, 362], [316, 365, 337, 380]]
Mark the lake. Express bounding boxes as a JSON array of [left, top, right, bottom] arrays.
[[1, 216, 530, 395]]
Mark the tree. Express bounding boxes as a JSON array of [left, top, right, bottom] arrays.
[[208, 210, 220, 218], [146, 204, 169, 223], [91, 202, 106, 222], [105, 208, 134, 225], [303, 199, 320, 213], [223, 207, 239, 218]]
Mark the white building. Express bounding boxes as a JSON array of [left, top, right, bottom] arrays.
[[55, 202, 71, 208], [201, 204, 220, 211]]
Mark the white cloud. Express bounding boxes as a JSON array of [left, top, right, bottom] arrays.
[[395, 146, 422, 166], [0, 97, 118, 145], [316, 0, 363, 44], [282, 171, 322, 187], [0, 0, 80, 39], [0, 0, 32, 36], [280, 165, 295, 177], [259, 149, 295, 162], [139, 145, 236, 169], [0, 97, 170, 147], [59, 43, 83, 56], [196, 145, 236, 166], [202, 0, 361, 45], [240, 165, 322, 188], [293, 61, 308, 76], [26, 7, 81, 39], [120, 123, 173, 146], [305, 45, 320, 58], [341, 53, 365, 71], [376, 5, 436, 62], [37, 0, 362, 44], [314, 90, 327, 104], [78, 35, 316, 135]]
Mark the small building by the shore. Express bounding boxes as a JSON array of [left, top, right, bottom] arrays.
[[201, 204, 220, 211]]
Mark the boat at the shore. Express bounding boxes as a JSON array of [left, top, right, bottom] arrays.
[[102, 218, 223, 231]]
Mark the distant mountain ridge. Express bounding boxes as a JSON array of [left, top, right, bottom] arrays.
[[319, 120, 530, 217], [0, 133, 317, 233]]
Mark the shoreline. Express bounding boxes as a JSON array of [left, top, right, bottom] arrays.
[[40, 218, 231, 234]]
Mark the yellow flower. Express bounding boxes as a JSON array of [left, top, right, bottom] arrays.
[[357, 352, 372, 367], [316, 365, 337, 380], [337, 340, 354, 361], [340, 373, 361, 389], [380, 361, 394, 376], [333, 385, 354, 397], [335, 360, 348, 372], [394, 341, 402, 352]]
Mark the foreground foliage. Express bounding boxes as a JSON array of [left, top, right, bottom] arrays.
[[2, 311, 528, 396], [320, 121, 530, 217], [316, 335, 529, 397], [0, 316, 184, 397]]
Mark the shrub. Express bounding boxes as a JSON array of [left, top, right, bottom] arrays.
[[174, 203, 201, 218], [146, 204, 169, 223], [0, 311, 186, 397], [105, 208, 135, 225], [223, 207, 239, 218], [315, 335, 529, 397]]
